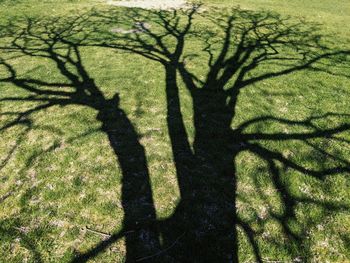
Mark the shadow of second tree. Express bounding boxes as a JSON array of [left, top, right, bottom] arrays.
[[82, 5, 350, 262], [1, 4, 350, 263]]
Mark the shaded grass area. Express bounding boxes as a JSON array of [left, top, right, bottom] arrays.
[[0, 0, 350, 262]]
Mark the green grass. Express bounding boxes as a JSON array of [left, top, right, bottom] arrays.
[[0, 0, 350, 262]]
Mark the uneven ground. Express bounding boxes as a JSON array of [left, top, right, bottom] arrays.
[[0, 0, 350, 262]]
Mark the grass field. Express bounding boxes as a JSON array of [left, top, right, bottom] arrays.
[[0, 0, 350, 262]]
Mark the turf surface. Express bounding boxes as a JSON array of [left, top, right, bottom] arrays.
[[0, 0, 350, 262]]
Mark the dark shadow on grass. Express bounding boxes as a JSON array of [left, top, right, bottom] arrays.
[[75, 5, 350, 262], [1, 4, 350, 263], [0, 13, 161, 261]]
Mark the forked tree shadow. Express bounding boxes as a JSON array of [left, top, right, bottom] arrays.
[[79, 5, 350, 262], [1, 4, 350, 263]]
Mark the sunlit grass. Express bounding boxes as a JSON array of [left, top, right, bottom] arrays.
[[0, 0, 350, 262]]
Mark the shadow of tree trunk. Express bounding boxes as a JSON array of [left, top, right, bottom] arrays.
[[82, 5, 350, 262], [0, 15, 161, 261]]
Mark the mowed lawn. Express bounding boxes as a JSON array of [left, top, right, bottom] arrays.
[[0, 0, 350, 262]]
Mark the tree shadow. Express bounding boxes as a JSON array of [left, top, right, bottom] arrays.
[[79, 5, 350, 262], [0, 13, 161, 261], [1, 4, 350, 262]]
